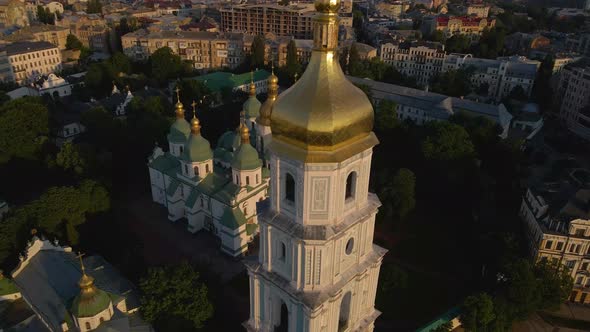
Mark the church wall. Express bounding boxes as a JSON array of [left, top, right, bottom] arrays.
[[75, 302, 113, 332], [220, 224, 248, 256]]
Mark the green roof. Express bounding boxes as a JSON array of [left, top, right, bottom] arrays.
[[193, 70, 271, 93], [243, 95, 262, 118], [262, 167, 270, 179], [168, 118, 191, 143], [185, 189, 199, 208], [0, 277, 19, 296], [232, 143, 262, 170], [183, 133, 213, 162], [149, 153, 179, 172], [246, 223, 258, 235], [220, 207, 247, 229], [70, 289, 112, 318], [166, 179, 180, 196]]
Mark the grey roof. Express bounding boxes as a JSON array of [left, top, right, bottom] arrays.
[[347, 76, 501, 121], [123, 29, 243, 41], [12, 250, 140, 331], [1, 41, 57, 56]]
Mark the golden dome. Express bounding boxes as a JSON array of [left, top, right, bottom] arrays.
[[257, 69, 279, 126], [315, 0, 341, 13], [269, 1, 377, 162], [240, 122, 250, 144]]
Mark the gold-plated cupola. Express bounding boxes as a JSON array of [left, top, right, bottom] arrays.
[[269, 0, 378, 162]]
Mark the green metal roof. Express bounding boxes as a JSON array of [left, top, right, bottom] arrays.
[[220, 207, 247, 229], [168, 118, 191, 143], [70, 289, 112, 318], [243, 95, 262, 118], [185, 189, 199, 208], [246, 223, 258, 235], [232, 143, 262, 171], [182, 134, 213, 163], [0, 277, 19, 296], [166, 179, 180, 196], [193, 70, 270, 93], [149, 153, 179, 172], [262, 167, 270, 179]]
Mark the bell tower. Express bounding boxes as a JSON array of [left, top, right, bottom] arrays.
[[244, 1, 386, 331]]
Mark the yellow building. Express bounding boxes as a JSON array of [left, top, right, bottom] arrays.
[[521, 184, 590, 304], [3, 41, 61, 85], [432, 16, 495, 42], [1, 24, 69, 50], [0, 0, 29, 27]]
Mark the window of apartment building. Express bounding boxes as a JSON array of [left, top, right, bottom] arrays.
[[582, 262, 589, 271], [566, 260, 576, 269], [576, 229, 585, 236], [576, 276, 583, 285], [556, 242, 564, 251]]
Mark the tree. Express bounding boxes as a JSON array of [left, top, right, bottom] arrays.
[[108, 52, 131, 75], [445, 34, 471, 53], [534, 259, 573, 311], [476, 28, 506, 59], [375, 100, 399, 131], [36, 6, 55, 25], [532, 55, 554, 113], [140, 262, 214, 329], [428, 30, 445, 43], [502, 259, 540, 320], [66, 34, 83, 50], [250, 35, 265, 69], [56, 142, 87, 175], [0, 98, 49, 163], [150, 47, 182, 82], [461, 293, 495, 331], [86, 0, 102, 14], [348, 43, 362, 76], [430, 69, 473, 97], [380, 168, 416, 222], [285, 39, 301, 79], [422, 122, 475, 162]]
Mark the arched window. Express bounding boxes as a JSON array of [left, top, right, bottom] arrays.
[[85, 322, 91, 330], [279, 242, 286, 261], [179, 146, 184, 153], [200, 197, 204, 207], [345, 172, 357, 200], [236, 174, 239, 185], [194, 166, 199, 177], [205, 164, 210, 173], [99, 317, 104, 323], [244, 206, 248, 216], [285, 173, 295, 203], [256, 174, 259, 184], [338, 292, 352, 330], [246, 176, 250, 185]]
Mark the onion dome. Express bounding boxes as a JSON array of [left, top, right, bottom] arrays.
[[183, 102, 213, 163], [232, 124, 262, 171], [168, 88, 191, 144], [70, 254, 111, 318], [243, 72, 262, 118], [257, 68, 279, 126], [268, 0, 378, 162]]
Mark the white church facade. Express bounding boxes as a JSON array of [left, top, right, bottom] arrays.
[[243, 0, 387, 331], [147, 89, 269, 257]]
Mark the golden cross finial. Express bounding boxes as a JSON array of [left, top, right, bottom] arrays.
[[175, 86, 180, 102], [250, 70, 254, 83], [76, 252, 86, 274], [191, 100, 197, 117], [271, 62, 274, 74], [294, 72, 298, 82]]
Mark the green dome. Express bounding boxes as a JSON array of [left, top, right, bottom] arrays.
[[217, 131, 240, 152], [168, 118, 191, 144], [70, 274, 111, 318], [243, 95, 261, 118], [232, 143, 262, 170], [183, 134, 213, 163]]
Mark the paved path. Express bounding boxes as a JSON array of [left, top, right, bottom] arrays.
[[127, 193, 246, 282]]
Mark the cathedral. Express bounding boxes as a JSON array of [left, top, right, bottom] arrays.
[[147, 85, 270, 257], [243, 0, 387, 331]]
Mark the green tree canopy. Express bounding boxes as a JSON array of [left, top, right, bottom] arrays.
[[0, 98, 49, 163], [348, 43, 362, 76], [56, 142, 87, 175], [140, 262, 214, 329], [430, 69, 473, 97], [445, 34, 471, 53], [422, 122, 475, 162], [285, 39, 302, 79], [108, 52, 131, 75], [250, 35, 265, 69], [379, 168, 416, 222], [375, 100, 399, 131], [37, 6, 55, 25], [150, 47, 182, 82], [461, 293, 495, 331], [66, 34, 83, 50]]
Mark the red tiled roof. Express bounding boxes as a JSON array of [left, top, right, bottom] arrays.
[[436, 16, 491, 27]]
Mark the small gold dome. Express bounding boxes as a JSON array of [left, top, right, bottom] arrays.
[[257, 71, 279, 126], [191, 116, 200, 134], [315, 0, 341, 13]]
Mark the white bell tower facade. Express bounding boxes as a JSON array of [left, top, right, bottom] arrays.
[[244, 1, 386, 331]]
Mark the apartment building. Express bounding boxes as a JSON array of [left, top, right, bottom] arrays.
[[0, 0, 29, 27], [423, 15, 495, 42], [220, 4, 315, 39], [465, 4, 490, 18], [379, 40, 445, 86], [3, 41, 61, 85], [375, 1, 411, 19], [0, 50, 12, 83], [443, 54, 539, 101], [122, 29, 245, 70], [1, 24, 69, 50], [58, 13, 111, 53], [557, 58, 590, 141], [520, 171, 590, 303]]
